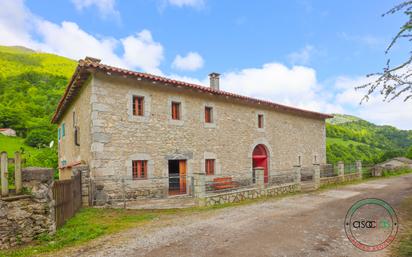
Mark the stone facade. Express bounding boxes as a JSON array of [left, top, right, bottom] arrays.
[[58, 79, 92, 180], [56, 67, 329, 204], [0, 168, 55, 249]]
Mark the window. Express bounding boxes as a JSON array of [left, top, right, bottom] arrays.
[[58, 128, 61, 140], [258, 114, 264, 128], [132, 160, 148, 179], [74, 126, 80, 146], [62, 123, 65, 137], [205, 107, 213, 123], [133, 96, 144, 116], [205, 159, 215, 175], [171, 101, 181, 120]]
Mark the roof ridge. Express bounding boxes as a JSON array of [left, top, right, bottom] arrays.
[[51, 58, 333, 123]]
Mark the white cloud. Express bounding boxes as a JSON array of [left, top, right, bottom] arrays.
[[167, 0, 205, 8], [218, 62, 342, 114], [122, 30, 164, 75], [71, 0, 120, 19], [333, 75, 412, 129], [0, 0, 37, 47], [287, 45, 314, 65], [172, 52, 204, 71], [36, 20, 124, 66], [0, 0, 164, 74]]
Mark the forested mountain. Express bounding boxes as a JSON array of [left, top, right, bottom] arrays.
[[0, 45, 410, 167], [326, 114, 412, 164], [0, 45, 76, 146]]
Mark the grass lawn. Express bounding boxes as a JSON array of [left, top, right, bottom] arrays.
[[0, 208, 160, 257], [0, 134, 39, 158]]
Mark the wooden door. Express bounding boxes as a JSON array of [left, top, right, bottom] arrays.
[[179, 160, 187, 194]]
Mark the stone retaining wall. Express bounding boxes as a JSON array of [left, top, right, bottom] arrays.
[[320, 173, 361, 186], [0, 168, 55, 249], [203, 183, 299, 206]]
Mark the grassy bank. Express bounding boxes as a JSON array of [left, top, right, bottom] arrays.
[[0, 208, 159, 257]]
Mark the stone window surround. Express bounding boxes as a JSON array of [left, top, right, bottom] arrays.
[[201, 102, 217, 128], [249, 138, 275, 174], [201, 152, 222, 177], [126, 153, 154, 179], [127, 89, 151, 123], [168, 96, 185, 126], [256, 111, 266, 132]]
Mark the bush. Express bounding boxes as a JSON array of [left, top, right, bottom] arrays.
[[25, 129, 53, 147]]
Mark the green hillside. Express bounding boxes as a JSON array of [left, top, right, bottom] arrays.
[[326, 114, 412, 164], [0, 45, 76, 168]]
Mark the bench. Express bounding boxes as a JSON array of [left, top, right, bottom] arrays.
[[211, 177, 237, 190]]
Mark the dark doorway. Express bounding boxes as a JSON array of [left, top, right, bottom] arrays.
[[168, 160, 187, 195]]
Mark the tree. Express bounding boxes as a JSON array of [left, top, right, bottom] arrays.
[[358, 1, 412, 102], [406, 146, 412, 159]]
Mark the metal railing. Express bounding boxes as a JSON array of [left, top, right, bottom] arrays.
[[205, 171, 298, 194], [90, 175, 194, 206]]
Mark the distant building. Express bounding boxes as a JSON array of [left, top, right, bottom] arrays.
[[375, 157, 412, 170], [0, 128, 16, 137]]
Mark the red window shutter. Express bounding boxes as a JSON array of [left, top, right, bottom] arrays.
[[205, 159, 215, 175], [133, 97, 138, 115], [142, 160, 147, 178], [132, 160, 137, 179], [258, 114, 263, 128], [205, 107, 212, 123], [172, 102, 180, 120], [137, 97, 144, 116]]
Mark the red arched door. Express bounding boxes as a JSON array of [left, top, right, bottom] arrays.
[[252, 144, 268, 183]]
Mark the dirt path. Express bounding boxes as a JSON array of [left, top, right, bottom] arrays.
[[63, 174, 412, 257]]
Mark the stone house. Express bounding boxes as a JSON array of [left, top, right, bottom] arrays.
[[375, 157, 412, 170], [51, 57, 332, 202], [0, 128, 16, 137]]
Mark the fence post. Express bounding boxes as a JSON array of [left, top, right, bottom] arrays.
[[293, 165, 301, 191], [1, 151, 8, 197], [313, 163, 320, 189], [14, 151, 22, 194], [337, 161, 344, 177], [355, 160, 362, 179], [254, 167, 265, 190], [193, 172, 205, 206]]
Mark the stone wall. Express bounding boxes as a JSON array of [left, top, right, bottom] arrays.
[[92, 177, 171, 206], [320, 173, 361, 186], [0, 168, 55, 249], [203, 183, 299, 207]]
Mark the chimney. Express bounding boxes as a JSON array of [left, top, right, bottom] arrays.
[[85, 56, 101, 64], [209, 72, 220, 90]]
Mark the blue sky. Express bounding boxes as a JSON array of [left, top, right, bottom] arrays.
[[1, 0, 411, 129]]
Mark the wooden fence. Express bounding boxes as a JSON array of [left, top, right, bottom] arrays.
[[53, 172, 82, 228], [0, 151, 22, 197]]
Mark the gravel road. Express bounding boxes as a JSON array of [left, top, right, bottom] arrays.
[[61, 174, 412, 257]]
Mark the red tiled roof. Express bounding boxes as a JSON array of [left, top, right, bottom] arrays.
[[51, 57, 333, 123]]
